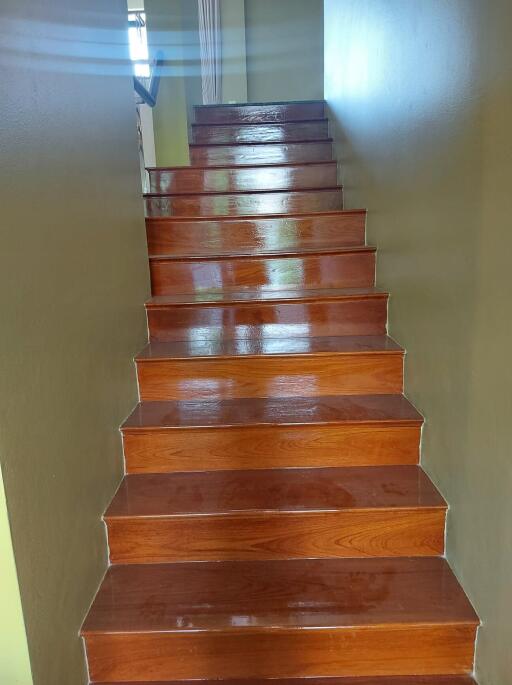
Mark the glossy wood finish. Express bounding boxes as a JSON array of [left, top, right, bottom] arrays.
[[121, 394, 423, 473], [82, 558, 478, 680], [148, 162, 337, 194], [149, 247, 374, 296], [135, 336, 404, 401], [146, 210, 366, 257], [96, 678, 477, 685], [194, 101, 326, 124], [144, 187, 343, 217], [189, 140, 333, 166], [146, 288, 388, 342], [191, 120, 330, 145], [106, 465, 446, 563]]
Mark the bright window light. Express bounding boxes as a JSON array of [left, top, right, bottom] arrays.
[[128, 12, 150, 78]]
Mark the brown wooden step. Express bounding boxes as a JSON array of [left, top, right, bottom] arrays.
[[82, 557, 478, 681], [95, 677, 477, 685], [105, 465, 446, 563], [191, 120, 330, 145], [144, 187, 343, 217], [147, 161, 338, 194], [146, 287, 388, 342], [121, 394, 423, 473], [149, 246, 375, 296], [135, 335, 404, 402], [194, 100, 326, 124], [189, 140, 333, 166], [146, 210, 366, 257]]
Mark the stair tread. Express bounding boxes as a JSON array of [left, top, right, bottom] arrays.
[[146, 286, 387, 308], [105, 465, 445, 519], [122, 394, 422, 431], [147, 160, 337, 171], [191, 118, 329, 128], [96, 678, 476, 685], [149, 245, 374, 262], [82, 556, 478, 635], [189, 137, 334, 147], [144, 185, 341, 197], [146, 208, 366, 222], [136, 335, 402, 362]]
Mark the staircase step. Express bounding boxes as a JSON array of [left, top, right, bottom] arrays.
[[135, 335, 404, 401], [147, 161, 338, 194], [149, 246, 375, 296], [95, 677, 477, 685], [146, 210, 366, 257], [146, 287, 388, 342], [191, 120, 330, 145], [105, 465, 446, 563], [144, 187, 343, 217], [189, 140, 333, 166], [194, 100, 326, 124], [121, 394, 422, 473], [82, 557, 478, 681]]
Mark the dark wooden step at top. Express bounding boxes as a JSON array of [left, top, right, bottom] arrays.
[[144, 186, 343, 217], [105, 465, 446, 563], [148, 246, 375, 296], [146, 210, 366, 257], [147, 161, 338, 194], [191, 120, 330, 145], [145, 286, 388, 343], [95, 677, 477, 685], [82, 557, 478, 680], [194, 100, 326, 124], [121, 393, 423, 473], [189, 140, 333, 166], [135, 335, 404, 401]]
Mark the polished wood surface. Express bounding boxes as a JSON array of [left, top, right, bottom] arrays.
[[83, 558, 477, 679], [194, 101, 326, 124], [191, 120, 330, 144], [148, 162, 338, 194], [190, 140, 333, 166], [146, 210, 366, 257], [121, 394, 422, 473], [135, 336, 404, 401], [149, 247, 375, 295], [144, 187, 343, 217], [82, 100, 479, 681], [146, 288, 388, 342], [106, 466, 446, 562]]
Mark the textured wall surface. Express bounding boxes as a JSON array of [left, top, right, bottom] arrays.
[[246, 0, 324, 102], [324, 2, 512, 683], [0, 0, 149, 682]]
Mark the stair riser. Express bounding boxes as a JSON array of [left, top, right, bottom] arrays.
[[146, 212, 366, 257], [85, 624, 476, 681], [122, 424, 421, 474], [148, 163, 337, 194], [190, 141, 333, 166], [150, 251, 374, 296], [194, 102, 326, 124], [106, 509, 445, 563], [191, 121, 329, 145], [136, 354, 404, 401], [144, 189, 343, 217], [147, 297, 388, 342]]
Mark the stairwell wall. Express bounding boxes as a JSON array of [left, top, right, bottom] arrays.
[[324, 2, 512, 684], [0, 0, 149, 682]]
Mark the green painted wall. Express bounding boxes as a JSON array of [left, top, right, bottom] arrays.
[[324, 2, 512, 683], [220, 0, 248, 103], [0, 0, 149, 682], [0, 468, 33, 685], [245, 0, 324, 102]]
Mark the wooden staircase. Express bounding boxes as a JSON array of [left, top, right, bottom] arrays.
[[82, 100, 479, 684]]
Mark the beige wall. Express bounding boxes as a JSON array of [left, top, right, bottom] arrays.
[[324, 2, 512, 684], [0, 0, 149, 683], [245, 0, 324, 102]]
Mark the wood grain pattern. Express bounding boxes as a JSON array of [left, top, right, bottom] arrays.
[[191, 120, 330, 144], [149, 248, 375, 295], [146, 289, 388, 342], [147, 162, 338, 194], [144, 187, 343, 217], [189, 140, 333, 166], [194, 101, 326, 124], [95, 676, 477, 685], [145, 210, 366, 257]]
